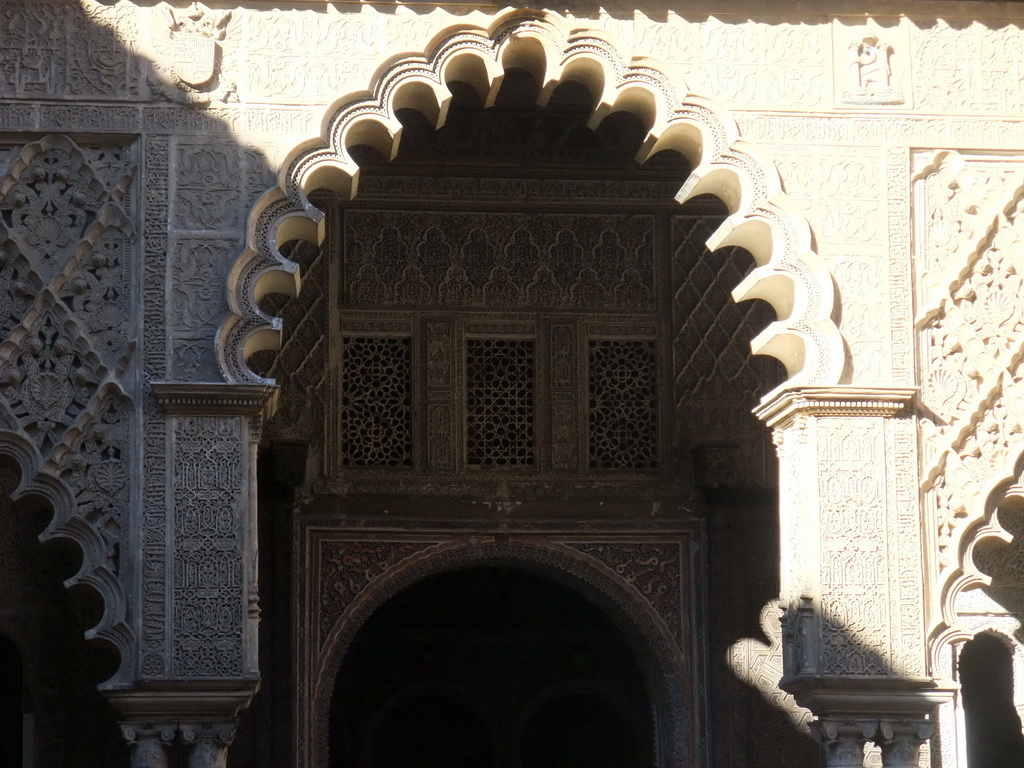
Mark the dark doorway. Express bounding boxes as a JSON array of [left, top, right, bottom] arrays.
[[959, 632, 1024, 768], [329, 565, 653, 768], [0, 634, 23, 768], [520, 692, 640, 768]]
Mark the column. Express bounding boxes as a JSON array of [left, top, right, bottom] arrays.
[[110, 382, 275, 762]]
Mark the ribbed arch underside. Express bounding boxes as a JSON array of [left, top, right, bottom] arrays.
[[219, 10, 845, 396]]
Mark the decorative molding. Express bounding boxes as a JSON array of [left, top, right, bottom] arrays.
[[755, 386, 917, 428], [150, 382, 277, 416]]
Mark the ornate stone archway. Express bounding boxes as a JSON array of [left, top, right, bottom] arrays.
[[214, 13, 958, 768], [218, 11, 846, 394], [305, 536, 695, 768]]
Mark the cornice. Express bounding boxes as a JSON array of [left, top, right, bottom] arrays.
[[150, 382, 278, 416], [782, 674, 955, 718], [755, 386, 918, 428]]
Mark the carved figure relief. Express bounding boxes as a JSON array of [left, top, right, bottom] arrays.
[[846, 37, 899, 104], [834, 19, 909, 107]]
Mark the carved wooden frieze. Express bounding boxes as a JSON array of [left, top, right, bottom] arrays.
[[343, 210, 656, 311]]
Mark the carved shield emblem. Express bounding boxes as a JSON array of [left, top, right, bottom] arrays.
[[172, 32, 217, 87]]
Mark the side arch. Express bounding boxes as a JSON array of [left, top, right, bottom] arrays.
[[0, 426, 133, 685], [219, 10, 846, 395], [311, 540, 691, 768], [931, 442, 1024, 669]]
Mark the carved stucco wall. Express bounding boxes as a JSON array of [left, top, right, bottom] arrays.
[[4, 2, 1024, 767], [915, 151, 1024, 765]]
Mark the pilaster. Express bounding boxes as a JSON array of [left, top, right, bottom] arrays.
[[112, 383, 275, 760], [756, 386, 953, 765]]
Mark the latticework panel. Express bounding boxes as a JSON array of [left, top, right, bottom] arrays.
[[466, 339, 535, 466], [588, 340, 658, 469], [340, 337, 412, 466]]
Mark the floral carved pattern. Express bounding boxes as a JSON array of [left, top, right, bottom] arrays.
[[568, 542, 683, 644], [915, 151, 1024, 654], [0, 143, 107, 283], [0, 238, 41, 341], [0, 294, 104, 455], [57, 213, 133, 362], [318, 541, 436, 649], [55, 391, 132, 573]]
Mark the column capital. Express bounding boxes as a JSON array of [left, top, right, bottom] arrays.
[[755, 385, 917, 428], [875, 719, 935, 768], [181, 721, 237, 768], [810, 718, 874, 768], [120, 721, 175, 768]]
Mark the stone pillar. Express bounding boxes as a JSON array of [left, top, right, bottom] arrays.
[[110, 383, 276, 760], [121, 722, 175, 768], [756, 387, 953, 766]]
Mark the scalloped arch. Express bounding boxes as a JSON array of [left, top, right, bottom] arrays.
[[0, 424, 133, 685], [218, 11, 845, 394], [930, 442, 1024, 670]]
